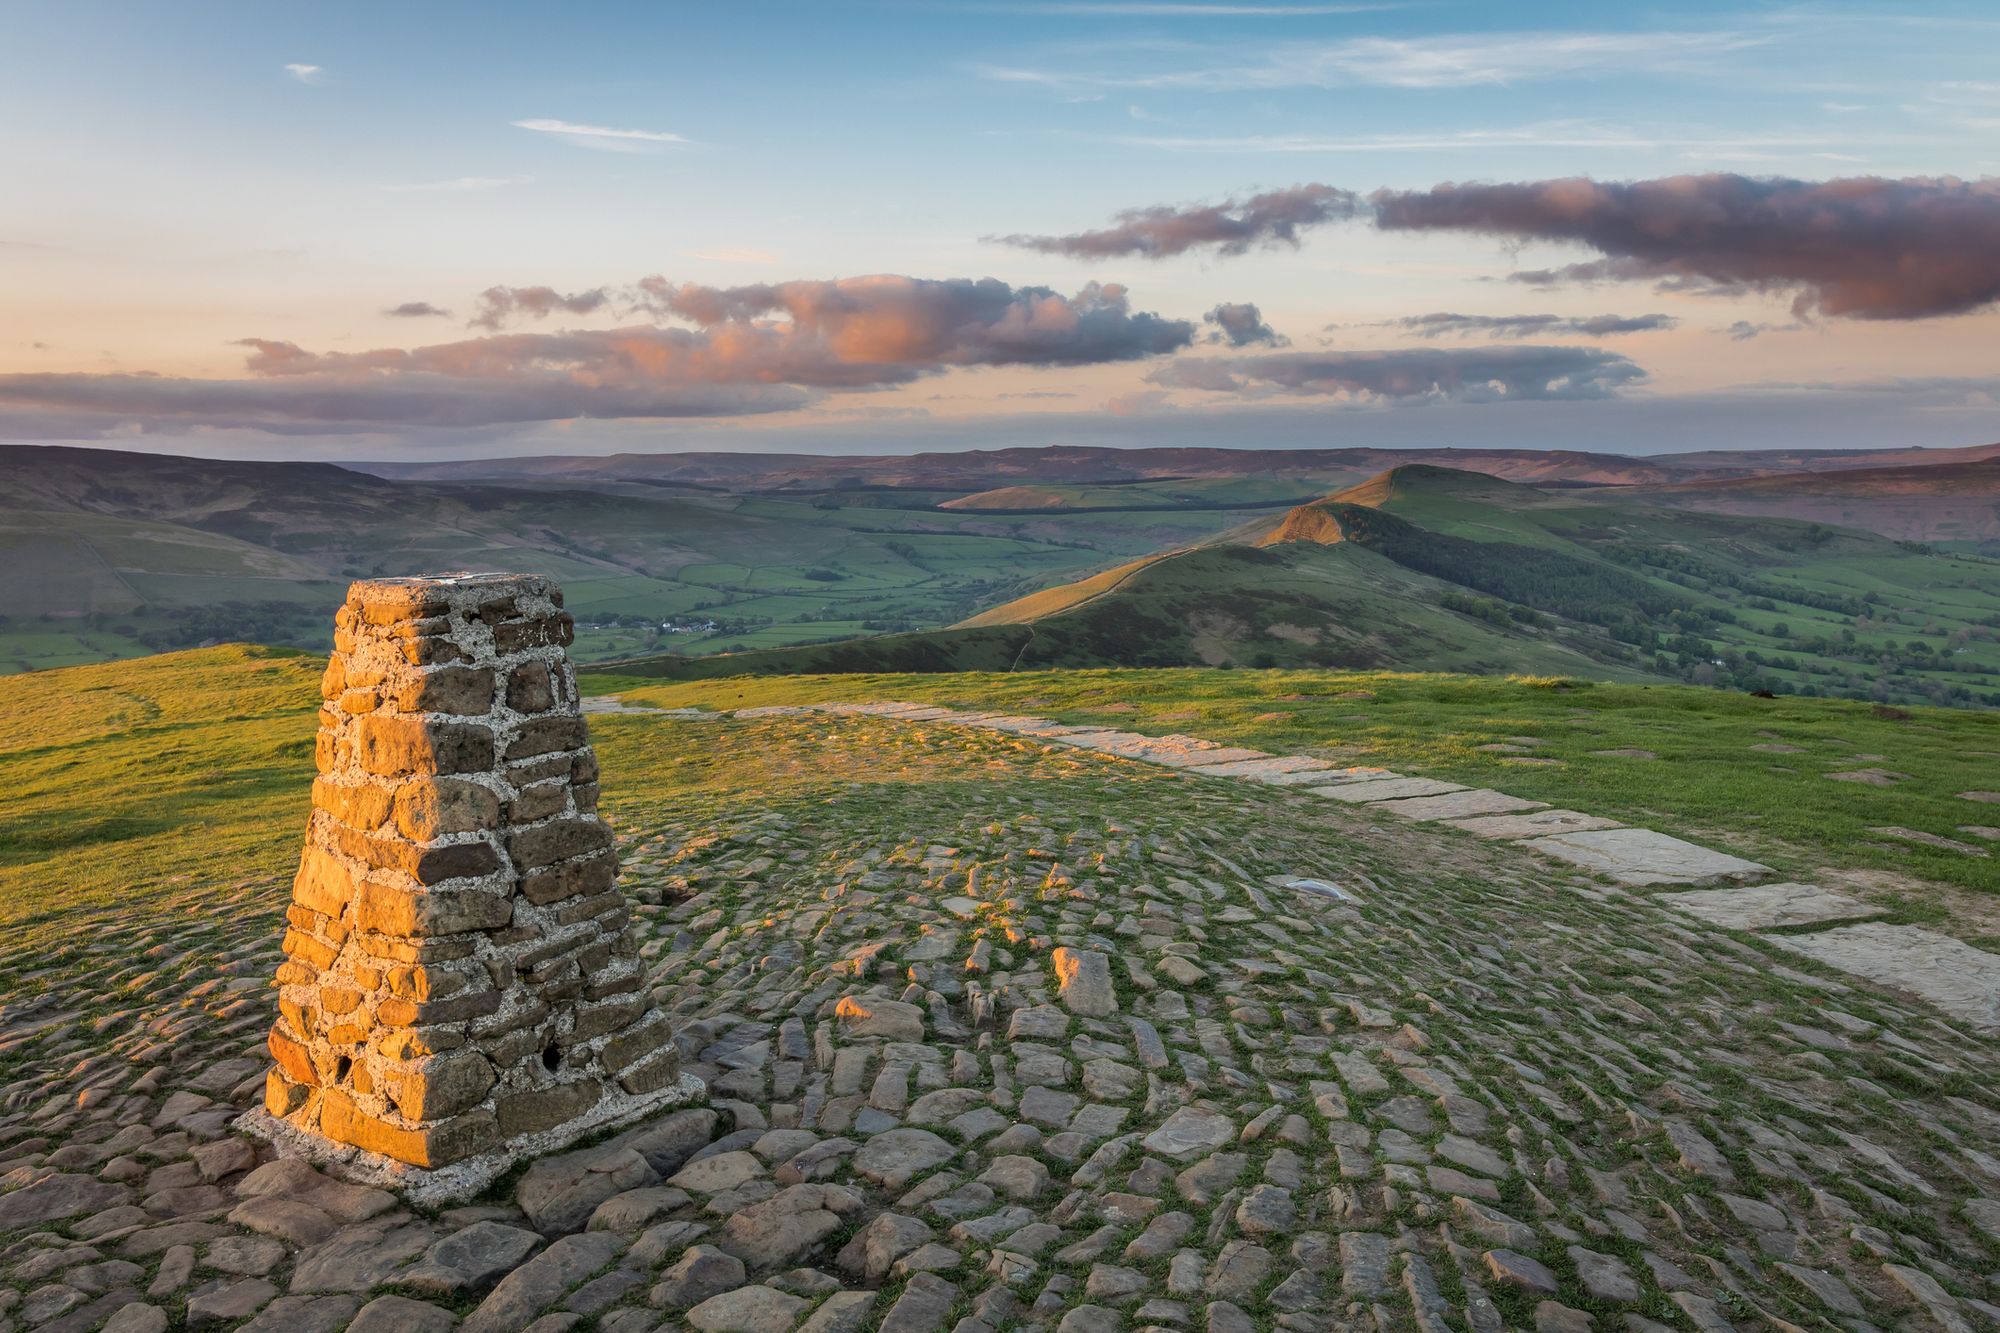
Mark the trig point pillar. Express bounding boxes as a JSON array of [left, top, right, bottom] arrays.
[[249, 573, 700, 1198]]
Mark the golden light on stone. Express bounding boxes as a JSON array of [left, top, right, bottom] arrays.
[[247, 573, 701, 1199]]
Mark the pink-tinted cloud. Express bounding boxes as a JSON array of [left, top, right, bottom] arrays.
[[469, 285, 613, 330], [1371, 174, 2000, 320], [0, 276, 1200, 438], [385, 301, 451, 318], [1150, 345, 1646, 402], [990, 184, 1362, 259]]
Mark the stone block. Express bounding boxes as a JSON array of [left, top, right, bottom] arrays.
[[392, 666, 497, 716], [356, 715, 495, 777], [394, 779, 502, 840], [504, 715, 586, 762], [507, 662, 554, 713], [318, 1089, 500, 1169], [385, 1050, 498, 1122], [496, 1082, 604, 1138], [353, 881, 514, 938]]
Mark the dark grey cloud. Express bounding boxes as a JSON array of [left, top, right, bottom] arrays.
[[0, 276, 1197, 438], [469, 285, 613, 330], [1388, 311, 1677, 339], [990, 184, 1362, 259], [1372, 173, 2000, 320], [1150, 345, 1647, 402], [385, 301, 451, 318], [1001, 173, 2000, 320], [1203, 301, 1286, 347]]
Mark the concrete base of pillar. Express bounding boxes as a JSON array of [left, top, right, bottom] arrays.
[[237, 1070, 706, 1206]]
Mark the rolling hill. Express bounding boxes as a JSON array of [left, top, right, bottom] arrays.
[[355, 440, 2000, 497], [0, 445, 1302, 673], [612, 465, 2000, 708]]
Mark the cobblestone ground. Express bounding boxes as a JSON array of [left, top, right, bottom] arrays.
[[4, 710, 1999, 1332]]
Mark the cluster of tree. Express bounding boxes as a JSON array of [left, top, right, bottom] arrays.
[[1327, 504, 1681, 627], [1436, 591, 1544, 628]]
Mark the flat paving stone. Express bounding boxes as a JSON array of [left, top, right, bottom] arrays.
[[1521, 827, 1771, 886], [1375, 788, 1548, 821], [1770, 923, 2000, 1033], [1183, 756, 1334, 780], [1657, 882, 1887, 932], [1311, 776, 1469, 803], [1441, 809, 1623, 839]]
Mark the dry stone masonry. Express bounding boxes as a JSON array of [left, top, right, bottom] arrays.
[[250, 574, 699, 1196]]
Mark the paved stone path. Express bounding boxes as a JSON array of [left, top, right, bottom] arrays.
[[4, 704, 1999, 1332]]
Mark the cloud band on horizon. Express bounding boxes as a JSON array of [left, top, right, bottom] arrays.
[[1149, 345, 1647, 402], [0, 276, 1201, 437], [998, 173, 2000, 321]]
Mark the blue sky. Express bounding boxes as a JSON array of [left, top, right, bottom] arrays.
[[2, 1, 1997, 457]]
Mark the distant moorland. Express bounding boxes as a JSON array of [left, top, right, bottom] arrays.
[[3, 442, 1996, 708]]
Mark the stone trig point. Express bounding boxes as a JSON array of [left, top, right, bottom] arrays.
[[247, 573, 700, 1198]]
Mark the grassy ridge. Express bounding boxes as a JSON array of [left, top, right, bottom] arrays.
[[588, 665, 2000, 906]]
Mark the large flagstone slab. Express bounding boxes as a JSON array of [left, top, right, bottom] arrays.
[[1312, 777, 1469, 803], [1770, 924, 2000, 1033], [1376, 789, 1549, 822], [1441, 809, 1623, 840], [1657, 883, 1886, 931], [1520, 828, 1770, 887]]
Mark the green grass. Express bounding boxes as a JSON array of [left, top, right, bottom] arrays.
[[586, 666, 2000, 899], [0, 645, 322, 937]]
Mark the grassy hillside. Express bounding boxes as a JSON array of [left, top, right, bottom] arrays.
[[611, 464, 2000, 708], [5, 649, 1992, 955], [1329, 466, 2000, 707], [587, 666, 2000, 910], [0, 446, 1299, 674], [614, 539, 1650, 681], [0, 645, 323, 935]]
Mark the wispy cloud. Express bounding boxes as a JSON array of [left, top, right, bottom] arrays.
[[1150, 345, 1648, 402], [469, 285, 612, 330], [975, 29, 1765, 92], [385, 302, 451, 319], [1385, 312, 1678, 339], [991, 183, 1360, 258], [512, 118, 692, 152], [283, 63, 324, 84]]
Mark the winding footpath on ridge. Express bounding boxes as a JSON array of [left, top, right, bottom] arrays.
[[1, 700, 1998, 1333]]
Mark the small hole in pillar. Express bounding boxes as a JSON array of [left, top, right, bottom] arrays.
[[334, 1055, 352, 1083], [541, 1043, 561, 1073]]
